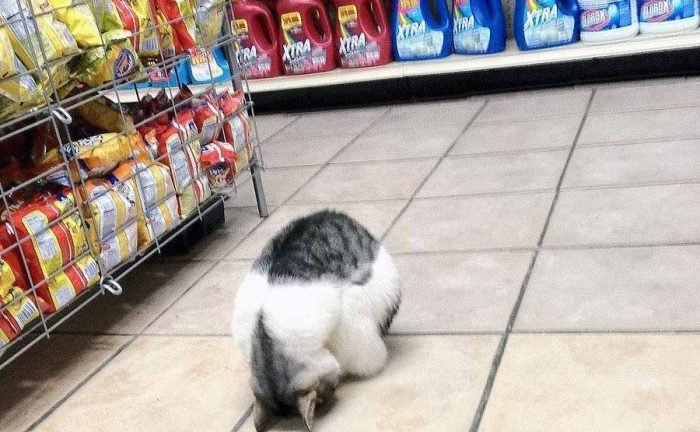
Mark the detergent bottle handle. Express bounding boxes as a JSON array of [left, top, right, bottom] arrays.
[[308, 5, 333, 42], [369, 0, 389, 37], [258, 9, 277, 49]]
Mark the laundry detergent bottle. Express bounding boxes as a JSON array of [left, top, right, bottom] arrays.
[[391, 0, 452, 60], [578, 0, 638, 43], [638, 0, 699, 34], [514, 0, 580, 50], [278, 0, 337, 74], [333, 0, 392, 67], [453, 0, 506, 54], [232, 0, 282, 78]]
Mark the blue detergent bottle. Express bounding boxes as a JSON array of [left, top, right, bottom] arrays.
[[453, 0, 506, 54], [514, 0, 580, 50], [391, 0, 452, 60]]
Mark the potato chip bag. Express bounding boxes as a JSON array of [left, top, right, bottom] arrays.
[[142, 193, 178, 243], [192, 0, 224, 44], [97, 220, 137, 271], [46, 0, 102, 47], [81, 178, 137, 242], [3, 0, 80, 66], [35, 254, 100, 312], [193, 99, 222, 146], [152, 0, 195, 53], [0, 268, 47, 345], [74, 97, 135, 133], [200, 140, 237, 187], [0, 25, 18, 78], [76, 29, 141, 87]]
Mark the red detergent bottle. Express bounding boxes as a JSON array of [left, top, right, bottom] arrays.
[[232, 0, 282, 79], [277, 0, 337, 74], [332, 0, 392, 67]]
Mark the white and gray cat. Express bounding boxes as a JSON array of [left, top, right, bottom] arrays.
[[232, 210, 401, 431]]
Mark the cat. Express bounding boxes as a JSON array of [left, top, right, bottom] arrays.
[[232, 210, 401, 431]]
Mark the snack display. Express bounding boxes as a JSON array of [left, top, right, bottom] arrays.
[[0, 0, 265, 367]]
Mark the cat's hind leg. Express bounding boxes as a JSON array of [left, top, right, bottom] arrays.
[[329, 316, 388, 377]]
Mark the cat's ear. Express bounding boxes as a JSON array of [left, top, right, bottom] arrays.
[[297, 390, 318, 431], [253, 398, 276, 432]]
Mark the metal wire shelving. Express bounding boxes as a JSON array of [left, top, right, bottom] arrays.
[[0, 0, 268, 370]]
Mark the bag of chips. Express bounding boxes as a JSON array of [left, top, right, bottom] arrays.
[[192, 0, 224, 44], [200, 140, 237, 188], [0, 54, 45, 120], [81, 178, 137, 243], [0, 190, 90, 291], [193, 99, 222, 146], [0, 259, 48, 345], [152, 0, 195, 53], [2, 0, 79, 65], [46, 0, 102, 47], [35, 254, 100, 312], [0, 25, 18, 78], [76, 29, 141, 87], [97, 220, 137, 271]]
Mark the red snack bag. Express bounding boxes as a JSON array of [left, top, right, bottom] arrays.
[[218, 91, 252, 159], [1, 259, 51, 345], [200, 141, 238, 188], [34, 255, 101, 313], [193, 99, 222, 146], [152, 0, 196, 53]]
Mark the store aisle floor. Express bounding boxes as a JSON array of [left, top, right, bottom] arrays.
[[2, 77, 700, 432]]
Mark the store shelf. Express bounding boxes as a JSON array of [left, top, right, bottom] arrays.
[[241, 30, 700, 93]]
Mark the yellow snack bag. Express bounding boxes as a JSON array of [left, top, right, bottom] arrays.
[[98, 221, 137, 271], [82, 179, 137, 242], [193, 0, 224, 44], [0, 25, 18, 78], [46, 0, 103, 48], [75, 98, 134, 133], [76, 29, 141, 87], [139, 193, 178, 245]]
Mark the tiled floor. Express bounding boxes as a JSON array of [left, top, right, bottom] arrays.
[[2, 77, 700, 432]]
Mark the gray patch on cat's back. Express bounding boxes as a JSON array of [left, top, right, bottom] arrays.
[[253, 210, 379, 284]]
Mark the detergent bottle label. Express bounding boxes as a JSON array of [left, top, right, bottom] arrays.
[[523, 0, 576, 47], [453, 0, 491, 53], [396, 0, 444, 58], [281, 12, 327, 73], [337, 5, 380, 67], [639, 0, 695, 22], [189, 48, 224, 82], [580, 0, 632, 31], [233, 19, 272, 78]]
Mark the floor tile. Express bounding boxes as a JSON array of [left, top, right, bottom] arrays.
[[391, 252, 532, 333], [253, 114, 299, 141], [227, 166, 321, 208], [451, 116, 582, 155], [167, 207, 266, 261], [579, 106, 700, 145], [146, 260, 252, 335], [479, 334, 700, 432], [230, 200, 407, 259], [261, 133, 356, 167], [418, 151, 568, 197], [239, 335, 500, 432], [545, 184, 700, 246], [333, 124, 464, 163], [35, 336, 252, 432], [475, 90, 591, 123], [276, 107, 388, 138], [57, 261, 216, 335], [384, 193, 553, 253], [516, 246, 700, 331], [290, 159, 437, 204], [590, 80, 700, 113], [563, 140, 700, 189], [0, 335, 127, 432], [369, 99, 485, 133]]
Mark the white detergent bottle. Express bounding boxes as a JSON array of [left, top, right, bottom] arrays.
[[578, 0, 639, 43], [638, 0, 699, 34]]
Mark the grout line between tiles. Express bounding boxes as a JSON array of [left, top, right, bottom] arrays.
[[561, 178, 700, 192], [575, 134, 700, 149], [380, 100, 489, 242], [231, 404, 254, 432], [511, 329, 700, 335], [24, 259, 220, 432], [468, 89, 597, 432]]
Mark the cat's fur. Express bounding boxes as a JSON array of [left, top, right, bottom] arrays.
[[232, 210, 401, 431]]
